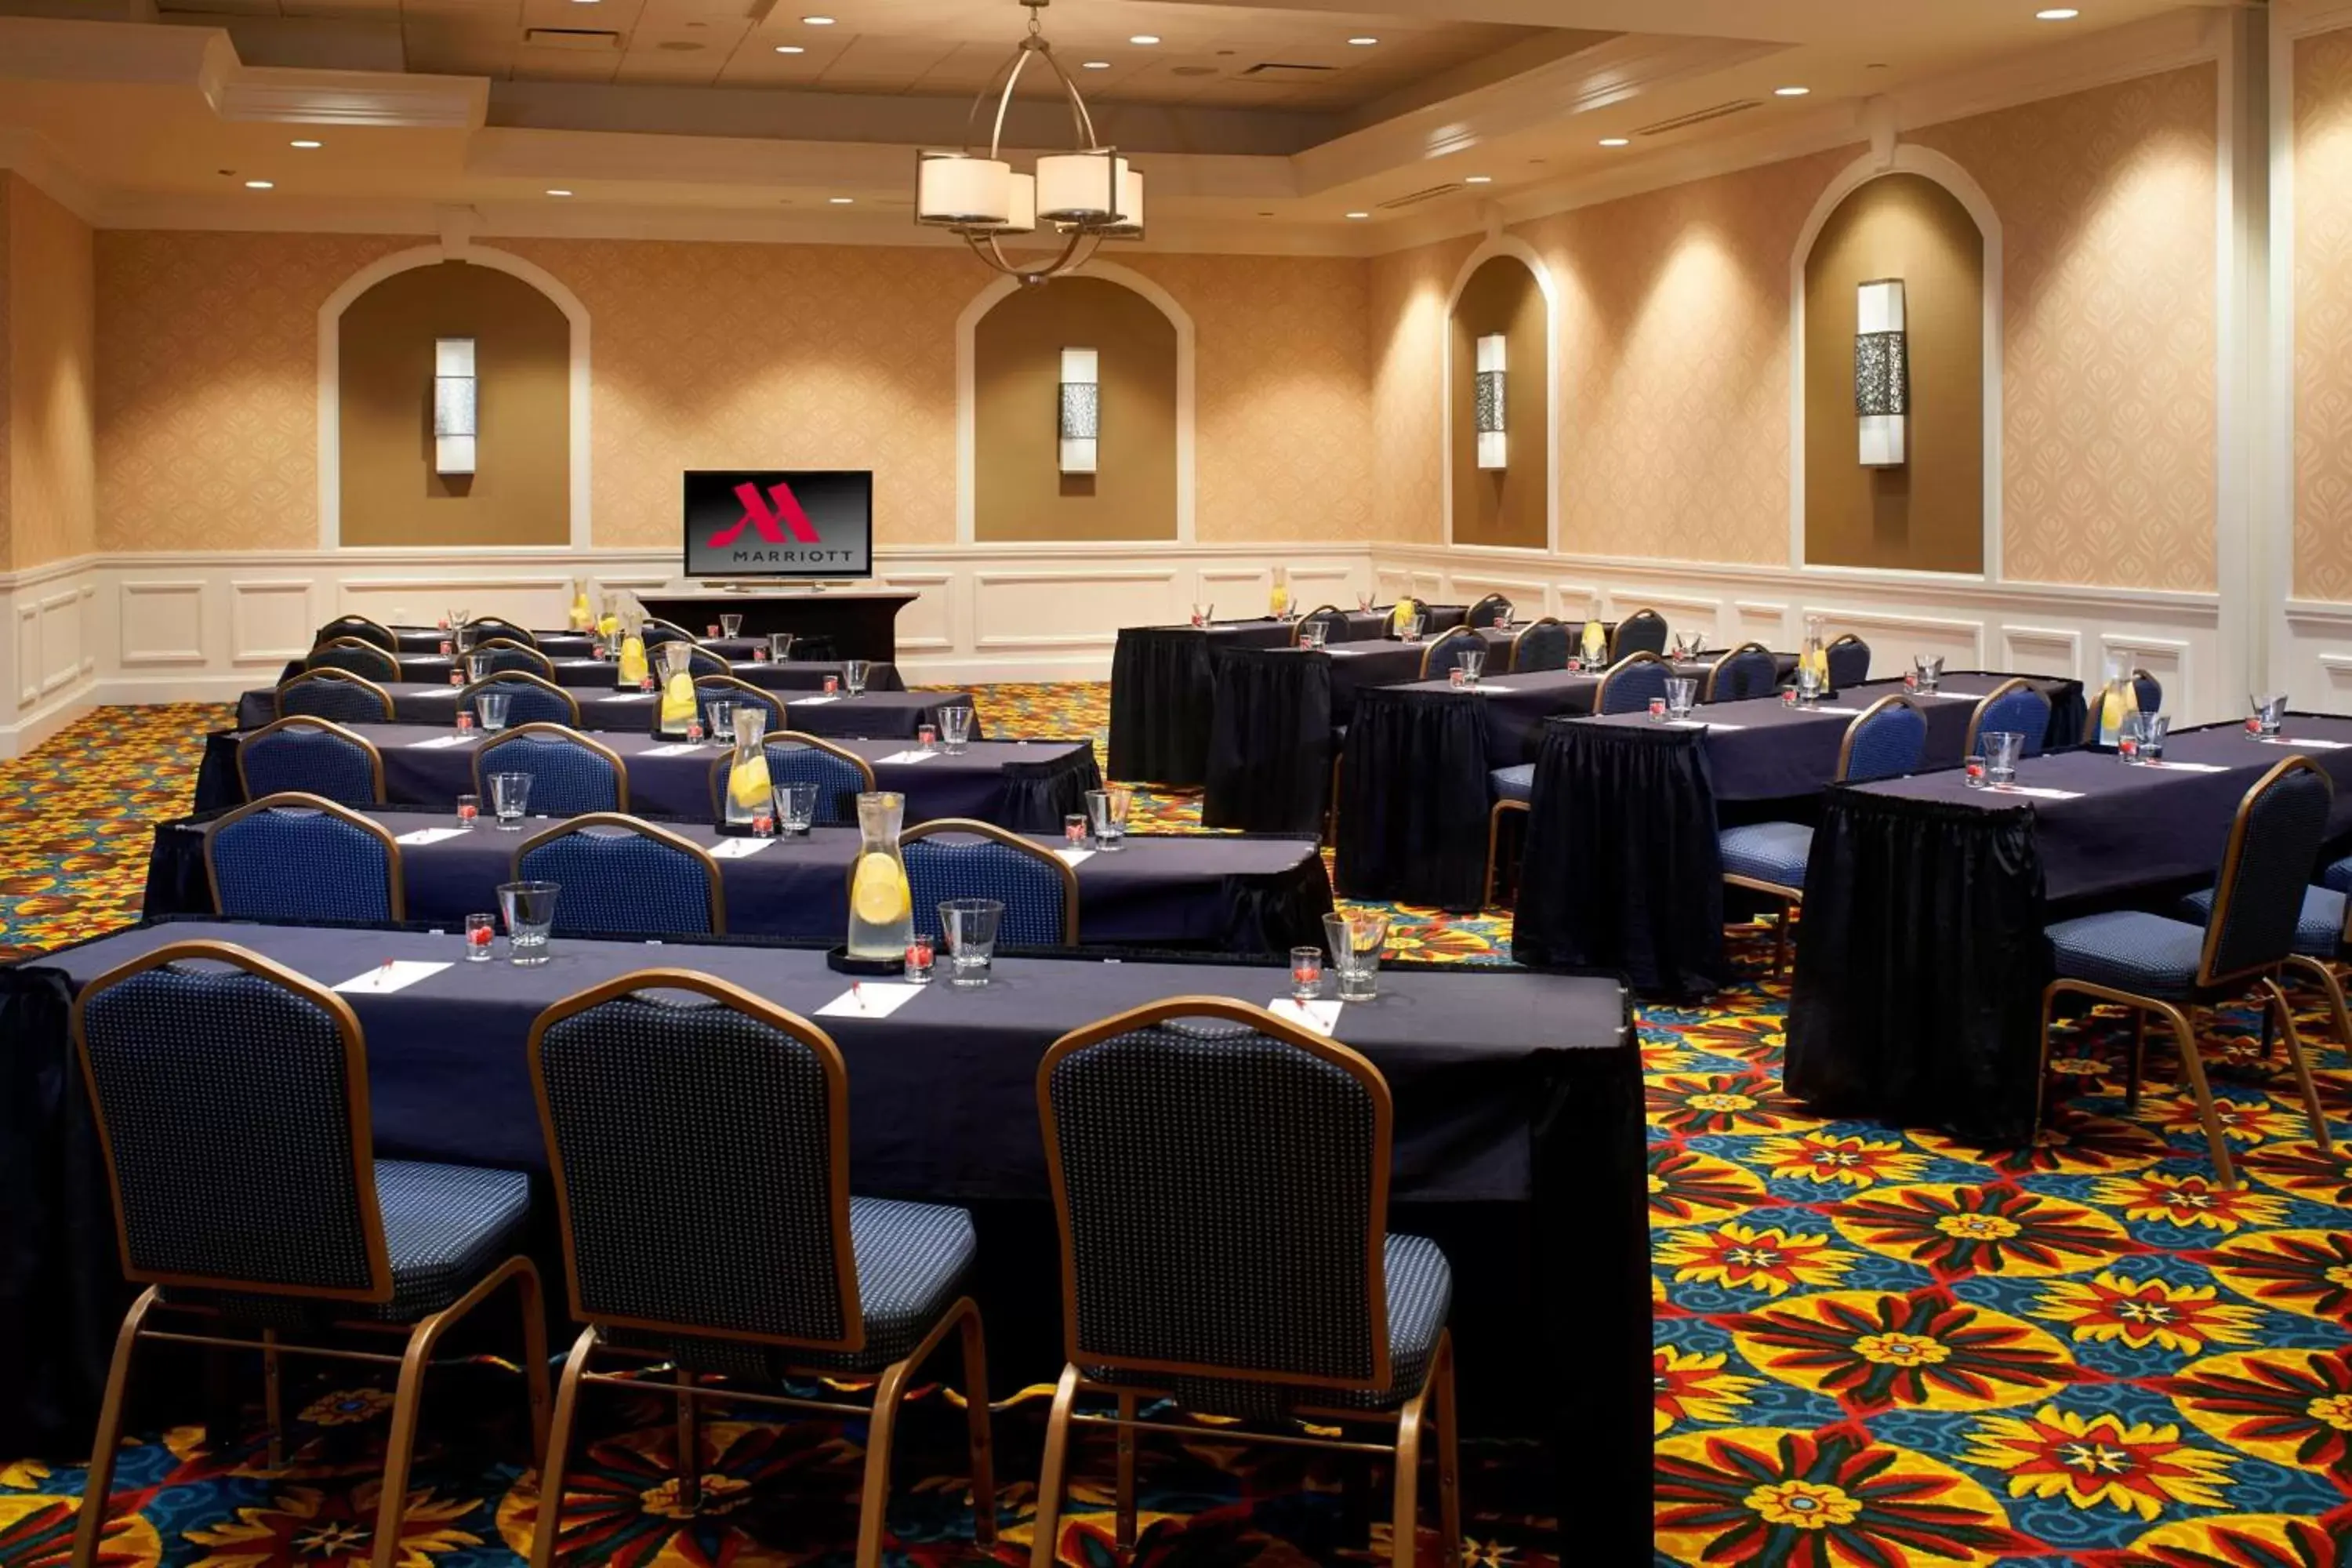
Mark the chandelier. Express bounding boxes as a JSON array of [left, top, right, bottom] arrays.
[[915, 0, 1143, 285]]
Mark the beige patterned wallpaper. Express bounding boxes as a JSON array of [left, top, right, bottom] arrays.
[[0, 180, 13, 569], [1368, 234, 1476, 545], [5, 174, 97, 572], [2295, 25, 2352, 602]]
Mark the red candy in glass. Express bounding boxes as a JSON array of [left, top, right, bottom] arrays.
[[908, 938, 934, 967], [468, 925, 493, 948]]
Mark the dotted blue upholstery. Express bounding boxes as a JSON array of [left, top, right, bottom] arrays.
[[2046, 910, 2209, 999], [763, 742, 870, 826], [1707, 648, 1780, 702], [2325, 854, 2352, 896], [315, 617, 397, 652], [639, 620, 693, 648], [904, 836, 1069, 945], [1490, 764, 1534, 804], [1510, 621, 1570, 673], [306, 642, 401, 681], [518, 826, 717, 937], [1418, 629, 1487, 679], [679, 645, 728, 678], [2180, 883, 2347, 957], [240, 725, 379, 807], [2133, 671, 2163, 715], [277, 673, 393, 724], [475, 730, 622, 815], [1842, 702, 1929, 783], [359, 1161, 532, 1319], [475, 643, 554, 678], [1970, 686, 2054, 758], [462, 676, 577, 728], [2205, 764, 2335, 978], [463, 618, 536, 648], [1044, 1015, 1447, 1418], [1719, 821, 1814, 892], [1464, 594, 1513, 630], [697, 677, 786, 733], [1612, 612, 1669, 658], [1825, 638, 1871, 688], [1596, 659, 1671, 717], [212, 805, 397, 922]]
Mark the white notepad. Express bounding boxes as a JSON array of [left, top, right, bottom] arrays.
[[394, 827, 473, 845], [797, 695, 840, 706], [606, 691, 655, 702], [871, 750, 937, 765], [709, 838, 775, 859], [1267, 997, 1344, 1036], [1668, 720, 1746, 731], [815, 982, 924, 1019], [1935, 691, 1991, 700], [1470, 684, 1515, 694], [1054, 848, 1096, 867], [2263, 736, 2351, 750], [2140, 760, 2229, 773], [1989, 784, 2084, 800], [641, 743, 702, 757], [332, 960, 450, 995], [408, 735, 477, 750]]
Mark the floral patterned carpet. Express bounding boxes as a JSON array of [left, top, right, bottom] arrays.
[[2, 684, 2350, 1566]]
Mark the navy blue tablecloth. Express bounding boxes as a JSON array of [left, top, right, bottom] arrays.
[[279, 654, 901, 694], [389, 628, 767, 660], [237, 682, 966, 741]]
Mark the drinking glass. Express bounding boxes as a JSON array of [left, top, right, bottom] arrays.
[[489, 771, 532, 829], [1086, 786, 1131, 851], [456, 792, 480, 828], [464, 912, 495, 962], [2250, 692, 2288, 736], [940, 898, 1004, 987], [476, 690, 512, 733], [773, 780, 818, 836], [1323, 910, 1390, 1002], [1290, 946, 1324, 1000], [1457, 648, 1486, 688], [940, 706, 974, 754], [466, 651, 491, 684], [2118, 710, 2147, 763], [1401, 613, 1425, 644], [771, 632, 795, 662], [1356, 592, 1376, 614], [844, 659, 871, 697], [1299, 619, 1330, 650], [2139, 713, 2169, 762], [497, 880, 559, 965], [1065, 813, 1089, 848], [1963, 753, 1989, 789], [1983, 731, 2024, 787], [720, 613, 743, 639], [1913, 655, 1944, 694], [706, 699, 735, 745], [917, 722, 938, 753], [1665, 676, 1698, 720], [1191, 603, 1210, 629]]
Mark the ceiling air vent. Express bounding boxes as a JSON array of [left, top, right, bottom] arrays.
[[1634, 99, 1762, 136], [1376, 183, 1462, 212], [524, 27, 622, 50], [1238, 61, 1339, 79]]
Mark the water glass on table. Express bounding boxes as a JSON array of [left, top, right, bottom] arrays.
[[720, 613, 743, 639], [1290, 946, 1324, 1000], [844, 659, 871, 697], [941, 706, 973, 754], [2249, 692, 2288, 737], [1323, 910, 1390, 1002], [1299, 619, 1330, 650], [770, 633, 795, 663], [497, 880, 559, 965], [1455, 648, 1486, 688], [476, 689, 512, 733], [488, 771, 532, 829], [1665, 676, 1697, 720], [772, 781, 818, 836], [1400, 613, 1425, 644], [706, 699, 735, 745], [1982, 731, 2024, 787], [939, 898, 1004, 987], [1086, 786, 1131, 851], [1910, 655, 1944, 695]]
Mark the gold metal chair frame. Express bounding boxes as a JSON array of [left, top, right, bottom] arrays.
[[693, 672, 787, 730], [1611, 606, 1667, 658], [307, 636, 402, 681], [1290, 604, 1343, 646], [514, 813, 728, 935], [235, 716, 388, 804], [274, 667, 395, 722], [461, 670, 583, 728], [898, 816, 1082, 944], [524, 971, 995, 1568], [1701, 641, 1776, 702], [1826, 630, 1869, 683], [1464, 592, 1512, 630], [461, 617, 539, 648], [1962, 676, 2043, 757], [1506, 615, 1566, 674], [1416, 627, 1487, 681], [70, 941, 549, 1568], [203, 791, 408, 922], [2034, 757, 2336, 1188], [1589, 649, 1669, 714], [470, 637, 557, 679], [475, 723, 632, 812], [1031, 998, 1457, 1568], [705, 731, 877, 821], [316, 614, 397, 652]]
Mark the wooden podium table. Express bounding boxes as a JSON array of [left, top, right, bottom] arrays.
[[640, 589, 916, 663]]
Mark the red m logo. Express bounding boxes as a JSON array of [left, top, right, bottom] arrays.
[[710, 480, 822, 548]]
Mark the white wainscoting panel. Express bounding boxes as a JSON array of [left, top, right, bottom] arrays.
[[975, 568, 1181, 652], [0, 560, 99, 757], [1999, 624, 2082, 678], [119, 580, 207, 667], [230, 579, 321, 665]]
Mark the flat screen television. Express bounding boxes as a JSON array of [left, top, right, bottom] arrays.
[[682, 469, 874, 579]]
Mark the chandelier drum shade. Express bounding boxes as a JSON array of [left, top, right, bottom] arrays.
[[915, 0, 1142, 285]]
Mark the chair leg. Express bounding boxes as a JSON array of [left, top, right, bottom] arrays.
[[369, 1324, 437, 1568], [955, 1303, 996, 1549], [1389, 1386, 1427, 1568], [514, 1262, 552, 1468], [1771, 902, 1790, 979], [853, 1358, 916, 1568], [2261, 989, 2277, 1061], [1029, 1365, 1081, 1568], [2034, 985, 2062, 1138], [673, 1364, 702, 1514], [1115, 1393, 1138, 1551], [1431, 1332, 1461, 1567], [262, 1329, 285, 1471], [2161, 1001, 2238, 1189], [71, 1287, 158, 1568], [2289, 952, 2352, 1051], [2264, 975, 2335, 1153], [2130, 1011, 2149, 1109], [530, 1329, 597, 1568]]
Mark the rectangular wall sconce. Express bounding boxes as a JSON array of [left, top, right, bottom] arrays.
[[1855, 278, 1907, 468], [434, 336, 477, 476], [1474, 332, 1507, 470], [1059, 347, 1098, 474]]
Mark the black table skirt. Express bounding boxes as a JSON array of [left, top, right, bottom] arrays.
[[0, 918, 1653, 1558], [1108, 627, 1227, 786], [1334, 687, 1492, 911], [234, 684, 965, 742], [1202, 647, 1334, 833]]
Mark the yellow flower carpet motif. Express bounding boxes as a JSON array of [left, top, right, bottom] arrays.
[[4, 686, 2352, 1563]]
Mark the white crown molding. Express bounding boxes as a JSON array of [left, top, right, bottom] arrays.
[[1881, 7, 2223, 134], [2280, 0, 2352, 42], [212, 67, 486, 131], [0, 129, 103, 225]]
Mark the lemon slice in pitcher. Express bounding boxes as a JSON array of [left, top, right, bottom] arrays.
[[851, 853, 909, 925], [727, 755, 771, 809]]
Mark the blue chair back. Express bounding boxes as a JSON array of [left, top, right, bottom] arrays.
[[207, 794, 402, 923], [1705, 644, 1779, 702], [238, 718, 383, 807], [2132, 668, 2163, 717], [2201, 758, 2334, 982], [744, 736, 876, 826], [531, 975, 859, 1347], [315, 615, 397, 653], [476, 725, 626, 815], [76, 943, 389, 1301], [1040, 1000, 1392, 1400], [1594, 653, 1671, 716], [1464, 594, 1513, 630], [1509, 619, 1571, 673], [1612, 608, 1669, 659], [902, 822, 1076, 946], [474, 640, 554, 678], [1418, 628, 1488, 681], [276, 670, 394, 724], [1826, 635, 1870, 689], [640, 619, 695, 648], [462, 672, 579, 728], [697, 675, 786, 734], [306, 639, 401, 682], [516, 816, 723, 937], [1838, 697, 1929, 783], [1294, 605, 1348, 646], [463, 617, 537, 648], [1964, 680, 2055, 758]]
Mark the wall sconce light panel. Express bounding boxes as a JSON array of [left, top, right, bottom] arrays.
[[434, 336, 477, 476], [1059, 347, 1099, 474], [1474, 332, 1507, 470], [1855, 279, 1907, 468]]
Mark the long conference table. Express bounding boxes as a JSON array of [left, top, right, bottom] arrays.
[[235, 682, 967, 741], [145, 811, 1335, 954], [1789, 713, 2352, 1141], [281, 652, 904, 695], [0, 917, 1650, 1555], [195, 726, 1105, 829]]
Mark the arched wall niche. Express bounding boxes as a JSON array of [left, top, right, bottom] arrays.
[[1446, 252, 1551, 550]]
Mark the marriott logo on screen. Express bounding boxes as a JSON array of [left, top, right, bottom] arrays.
[[708, 480, 861, 565]]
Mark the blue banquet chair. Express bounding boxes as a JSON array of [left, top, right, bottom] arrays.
[[1963, 677, 2054, 758], [1610, 607, 1669, 659], [1031, 999, 1457, 1568], [476, 724, 628, 815], [2043, 757, 2334, 1186], [1464, 593, 1514, 630], [695, 673, 787, 733], [314, 613, 398, 652], [461, 670, 581, 728], [1592, 651, 1671, 716], [710, 733, 877, 825], [1824, 633, 1871, 690], [637, 617, 697, 648], [526, 971, 994, 1568], [1417, 626, 1489, 681], [515, 815, 724, 938], [206, 792, 404, 923], [1703, 643, 1780, 702], [238, 717, 386, 807], [470, 638, 557, 679], [305, 637, 401, 682], [901, 818, 1079, 946], [1508, 617, 1570, 674], [70, 941, 546, 1568], [1719, 695, 1929, 978], [1293, 604, 1349, 646], [462, 615, 538, 648], [275, 667, 395, 724]]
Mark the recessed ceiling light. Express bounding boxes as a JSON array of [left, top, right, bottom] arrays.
[[1345, 210, 1369, 219], [802, 14, 834, 23], [546, 187, 573, 196], [1598, 137, 1629, 147], [1081, 59, 1109, 68], [1347, 36, 1377, 45], [289, 139, 322, 149], [1774, 85, 1810, 96], [829, 196, 855, 204], [244, 180, 274, 190], [1464, 174, 1492, 184], [775, 44, 804, 53], [1129, 34, 1160, 45], [2035, 5, 2080, 16]]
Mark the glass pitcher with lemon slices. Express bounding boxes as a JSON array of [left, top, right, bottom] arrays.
[[616, 607, 649, 689], [722, 707, 771, 827], [848, 792, 914, 960], [655, 641, 698, 739], [568, 578, 593, 633], [1796, 614, 1831, 703]]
